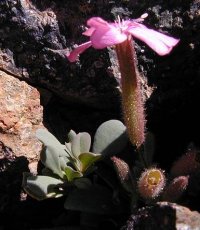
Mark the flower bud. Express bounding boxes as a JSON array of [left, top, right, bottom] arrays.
[[138, 168, 166, 199], [162, 176, 189, 202], [170, 147, 200, 177], [111, 156, 129, 181], [111, 156, 132, 192]]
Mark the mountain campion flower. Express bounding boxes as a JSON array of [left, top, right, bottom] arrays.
[[67, 14, 179, 62], [67, 15, 179, 148]]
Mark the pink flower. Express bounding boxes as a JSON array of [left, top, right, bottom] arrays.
[[67, 15, 179, 62]]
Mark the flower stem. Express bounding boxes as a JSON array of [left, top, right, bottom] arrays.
[[115, 38, 145, 149]]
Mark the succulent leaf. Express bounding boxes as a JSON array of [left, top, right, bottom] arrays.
[[64, 166, 83, 182], [22, 173, 63, 201], [40, 146, 64, 178], [36, 129, 68, 157], [59, 156, 68, 170], [42, 167, 61, 179], [65, 142, 72, 156], [79, 132, 91, 153], [36, 129, 70, 178], [68, 130, 77, 142], [92, 120, 128, 156], [78, 152, 101, 173], [71, 134, 82, 158], [71, 132, 91, 159]]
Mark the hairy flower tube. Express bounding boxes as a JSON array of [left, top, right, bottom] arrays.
[[67, 15, 179, 148]]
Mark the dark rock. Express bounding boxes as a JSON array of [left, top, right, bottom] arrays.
[[0, 0, 120, 109], [122, 202, 200, 230], [0, 0, 200, 229]]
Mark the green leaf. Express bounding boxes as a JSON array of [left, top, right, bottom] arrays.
[[71, 134, 81, 158], [59, 156, 71, 171], [79, 132, 91, 153], [40, 146, 64, 178], [78, 152, 101, 173], [42, 167, 61, 179], [65, 142, 72, 156], [71, 132, 91, 159], [36, 129, 70, 178], [36, 129, 68, 157], [64, 185, 125, 215], [64, 166, 83, 182], [22, 173, 63, 201], [92, 120, 128, 156], [68, 130, 77, 142]]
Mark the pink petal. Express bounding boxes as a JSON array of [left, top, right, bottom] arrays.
[[128, 24, 179, 55], [67, 41, 92, 62], [90, 25, 128, 49], [83, 27, 95, 36], [90, 25, 127, 49], [86, 17, 128, 49], [87, 17, 109, 28]]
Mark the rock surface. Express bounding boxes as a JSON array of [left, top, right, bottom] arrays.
[[122, 202, 200, 230], [0, 0, 200, 229], [0, 70, 43, 172], [0, 0, 120, 109]]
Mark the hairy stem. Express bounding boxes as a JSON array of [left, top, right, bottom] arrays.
[[115, 38, 145, 149]]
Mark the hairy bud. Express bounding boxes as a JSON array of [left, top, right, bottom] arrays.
[[111, 156, 132, 192], [138, 168, 166, 199], [170, 147, 200, 177], [162, 176, 189, 202], [111, 156, 129, 181]]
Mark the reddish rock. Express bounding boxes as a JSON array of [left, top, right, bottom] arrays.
[[0, 70, 43, 172]]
